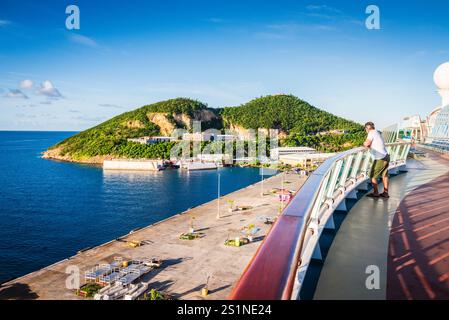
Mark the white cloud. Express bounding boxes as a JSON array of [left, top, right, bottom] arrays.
[[306, 5, 342, 14], [20, 79, 34, 89], [99, 103, 125, 109], [267, 23, 333, 31], [68, 33, 99, 47], [15, 113, 37, 119], [303, 4, 360, 27], [15, 104, 37, 108], [205, 18, 224, 23], [73, 115, 107, 122], [0, 20, 11, 27], [255, 22, 335, 40], [4, 89, 28, 99], [254, 31, 288, 40], [37, 81, 62, 98]]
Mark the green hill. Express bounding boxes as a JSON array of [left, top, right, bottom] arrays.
[[221, 94, 361, 134], [221, 94, 365, 152], [43, 95, 365, 163]]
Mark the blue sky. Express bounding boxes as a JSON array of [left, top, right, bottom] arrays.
[[1, 0, 449, 130]]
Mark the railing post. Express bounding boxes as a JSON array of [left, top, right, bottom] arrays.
[[400, 144, 410, 161], [310, 173, 331, 224], [392, 144, 401, 162], [338, 155, 354, 188], [360, 151, 372, 177], [350, 152, 363, 179], [326, 160, 343, 199]]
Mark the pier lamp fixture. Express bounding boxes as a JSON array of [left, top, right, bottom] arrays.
[[217, 172, 221, 219]]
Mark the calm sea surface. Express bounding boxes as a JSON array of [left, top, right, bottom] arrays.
[[0, 131, 267, 283]]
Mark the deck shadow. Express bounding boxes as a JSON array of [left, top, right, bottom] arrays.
[[208, 284, 231, 294], [0, 282, 39, 300], [146, 279, 175, 293], [387, 171, 449, 300], [172, 284, 204, 299]]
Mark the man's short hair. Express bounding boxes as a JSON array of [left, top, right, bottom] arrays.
[[365, 121, 375, 129]]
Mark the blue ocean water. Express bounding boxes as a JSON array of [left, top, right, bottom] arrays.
[[0, 131, 267, 283]]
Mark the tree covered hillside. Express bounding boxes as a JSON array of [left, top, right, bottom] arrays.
[[220, 94, 361, 135], [221, 94, 365, 152]]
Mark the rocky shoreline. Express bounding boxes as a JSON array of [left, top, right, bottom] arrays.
[[42, 147, 111, 164]]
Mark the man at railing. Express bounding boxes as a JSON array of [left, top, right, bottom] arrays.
[[363, 121, 390, 198]]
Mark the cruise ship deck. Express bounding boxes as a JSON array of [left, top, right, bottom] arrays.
[[314, 150, 449, 299]]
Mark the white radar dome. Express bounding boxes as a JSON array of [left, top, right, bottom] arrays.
[[434, 62, 449, 89]]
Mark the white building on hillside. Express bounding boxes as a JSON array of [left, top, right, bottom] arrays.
[[216, 134, 238, 141], [182, 132, 215, 142], [127, 136, 174, 144]]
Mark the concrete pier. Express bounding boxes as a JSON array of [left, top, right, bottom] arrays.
[[0, 172, 305, 300]]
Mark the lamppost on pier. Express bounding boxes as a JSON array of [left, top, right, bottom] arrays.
[[217, 171, 221, 219]]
